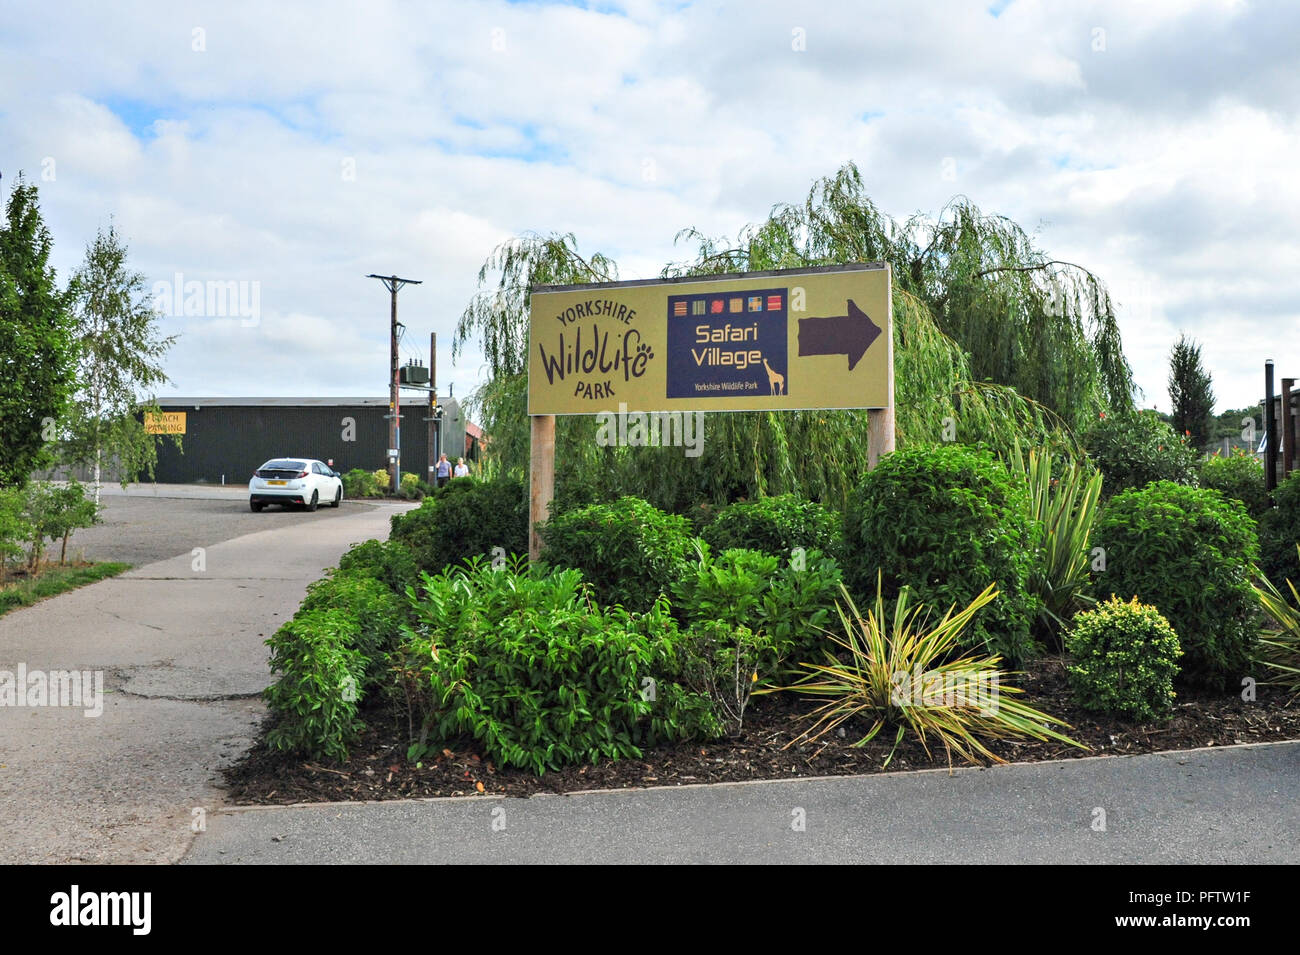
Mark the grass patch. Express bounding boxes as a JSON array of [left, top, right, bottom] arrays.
[[0, 562, 131, 617]]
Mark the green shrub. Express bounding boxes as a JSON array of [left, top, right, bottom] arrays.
[[1090, 481, 1259, 689], [336, 538, 419, 596], [1260, 470, 1300, 591], [759, 548, 844, 665], [397, 472, 424, 500], [1083, 410, 1199, 498], [671, 545, 843, 673], [264, 607, 367, 761], [400, 557, 717, 772], [540, 496, 695, 612], [843, 444, 1039, 664], [371, 468, 391, 493], [262, 539, 420, 756], [1199, 451, 1268, 519], [300, 572, 408, 687], [702, 494, 841, 561], [1065, 596, 1182, 721], [389, 477, 528, 574], [0, 487, 31, 582], [342, 468, 382, 498], [672, 546, 776, 629]]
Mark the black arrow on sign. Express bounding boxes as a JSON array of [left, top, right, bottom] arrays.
[[796, 299, 883, 371]]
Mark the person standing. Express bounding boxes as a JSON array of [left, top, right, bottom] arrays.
[[453, 457, 470, 478], [435, 453, 451, 488]]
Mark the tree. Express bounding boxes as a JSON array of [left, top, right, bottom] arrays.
[[1168, 333, 1215, 451], [0, 174, 77, 487], [59, 224, 178, 507], [455, 163, 1135, 511]]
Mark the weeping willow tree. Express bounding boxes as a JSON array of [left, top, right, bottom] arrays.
[[454, 163, 1134, 513]]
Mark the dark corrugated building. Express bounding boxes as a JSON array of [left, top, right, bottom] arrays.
[[151, 396, 468, 485]]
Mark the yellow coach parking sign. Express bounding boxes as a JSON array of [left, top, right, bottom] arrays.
[[527, 264, 891, 415], [144, 411, 186, 434]]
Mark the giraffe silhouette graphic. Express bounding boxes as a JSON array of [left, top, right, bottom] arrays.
[[762, 358, 785, 396]]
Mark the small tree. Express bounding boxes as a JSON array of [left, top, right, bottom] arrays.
[[47, 481, 98, 564], [0, 175, 77, 487], [20, 481, 99, 570], [1168, 334, 1215, 451], [60, 224, 178, 507]]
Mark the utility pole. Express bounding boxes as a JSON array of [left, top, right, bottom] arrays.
[[367, 274, 422, 491], [427, 332, 438, 483]]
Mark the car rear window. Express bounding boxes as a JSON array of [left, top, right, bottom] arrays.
[[261, 459, 307, 470]]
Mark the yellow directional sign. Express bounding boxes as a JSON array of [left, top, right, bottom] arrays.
[[527, 264, 891, 415], [143, 411, 186, 434]]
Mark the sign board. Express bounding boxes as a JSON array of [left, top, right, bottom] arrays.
[[143, 411, 186, 434], [527, 264, 891, 415]]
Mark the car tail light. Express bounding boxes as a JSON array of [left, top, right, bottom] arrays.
[[297, 470, 308, 478]]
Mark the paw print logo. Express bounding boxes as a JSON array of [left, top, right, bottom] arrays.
[[628, 339, 656, 379]]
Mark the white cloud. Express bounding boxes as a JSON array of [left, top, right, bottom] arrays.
[[0, 0, 1296, 415]]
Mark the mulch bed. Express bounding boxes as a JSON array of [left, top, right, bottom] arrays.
[[223, 656, 1300, 804]]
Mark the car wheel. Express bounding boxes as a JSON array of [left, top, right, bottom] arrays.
[[331, 487, 342, 508], [306, 490, 319, 512], [250, 500, 262, 512]]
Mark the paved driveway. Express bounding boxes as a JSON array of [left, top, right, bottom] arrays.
[[0, 494, 412, 864]]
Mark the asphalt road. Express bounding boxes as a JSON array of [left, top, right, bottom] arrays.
[[65, 484, 374, 567], [0, 490, 413, 864], [184, 741, 1300, 864]]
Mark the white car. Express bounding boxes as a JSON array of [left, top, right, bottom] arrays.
[[249, 458, 343, 512]]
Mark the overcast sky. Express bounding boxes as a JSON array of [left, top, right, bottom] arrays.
[[2, 0, 1294, 414]]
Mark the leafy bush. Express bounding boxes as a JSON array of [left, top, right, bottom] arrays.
[[1008, 443, 1103, 642], [0, 487, 30, 582], [400, 557, 717, 772], [398, 472, 425, 500], [336, 538, 419, 596], [262, 539, 420, 756], [672, 546, 776, 629], [264, 607, 367, 761], [342, 468, 383, 498], [390, 477, 528, 574], [1259, 470, 1300, 591], [701, 494, 841, 561], [787, 578, 1082, 768], [1090, 481, 1259, 689], [843, 443, 1039, 664], [758, 549, 844, 666], [1199, 451, 1269, 519], [1082, 410, 1199, 498], [371, 468, 391, 493], [671, 545, 843, 673], [1065, 596, 1182, 721], [540, 496, 695, 612], [300, 571, 409, 687]]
